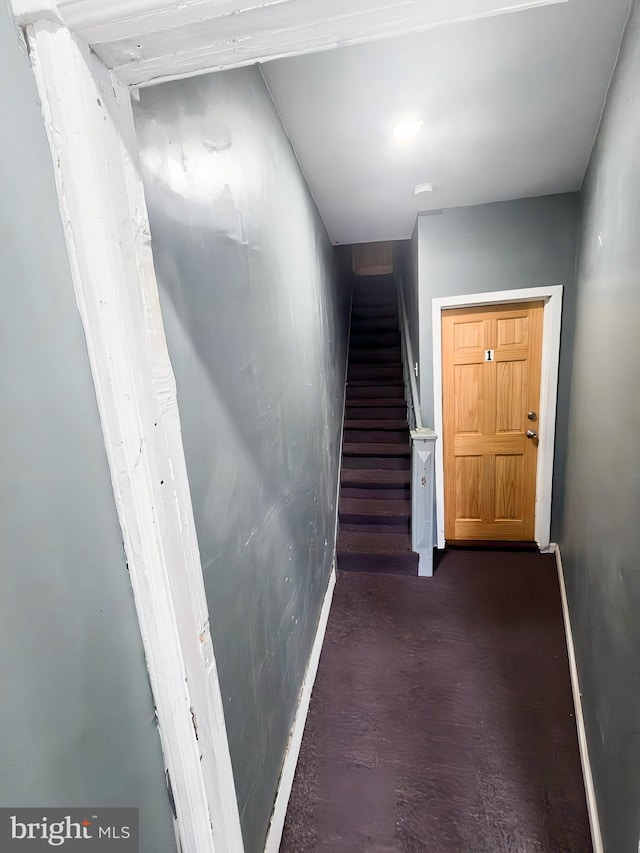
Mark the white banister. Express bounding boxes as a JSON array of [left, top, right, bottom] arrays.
[[396, 272, 436, 577], [396, 273, 422, 431]]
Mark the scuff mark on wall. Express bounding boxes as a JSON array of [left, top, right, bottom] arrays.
[[190, 707, 199, 741], [134, 64, 349, 853]]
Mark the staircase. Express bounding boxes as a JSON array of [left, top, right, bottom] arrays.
[[337, 275, 418, 575]]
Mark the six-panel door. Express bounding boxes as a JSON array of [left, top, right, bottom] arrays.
[[442, 302, 544, 541]]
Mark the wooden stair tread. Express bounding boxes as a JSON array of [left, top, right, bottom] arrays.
[[339, 498, 410, 517], [341, 469, 410, 486], [337, 531, 413, 555], [343, 443, 410, 456]]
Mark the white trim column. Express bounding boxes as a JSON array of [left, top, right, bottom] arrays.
[[16, 11, 244, 852], [411, 428, 437, 577]]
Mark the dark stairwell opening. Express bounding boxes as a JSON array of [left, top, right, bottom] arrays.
[[337, 271, 418, 575]]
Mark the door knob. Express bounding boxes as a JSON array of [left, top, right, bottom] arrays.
[[527, 411, 537, 421], [526, 429, 537, 439]]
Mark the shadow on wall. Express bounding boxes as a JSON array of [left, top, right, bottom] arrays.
[[134, 65, 349, 853]]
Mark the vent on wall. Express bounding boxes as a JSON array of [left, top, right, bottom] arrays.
[[352, 242, 394, 276]]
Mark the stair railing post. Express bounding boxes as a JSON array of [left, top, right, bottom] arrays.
[[395, 271, 437, 577], [410, 429, 437, 577]]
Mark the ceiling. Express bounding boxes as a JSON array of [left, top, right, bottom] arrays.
[[261, 0, 631, 245], [50, 0, 573, 85]]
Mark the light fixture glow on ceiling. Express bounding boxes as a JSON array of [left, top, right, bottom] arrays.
[[393, 119, 423, 141], [414, 183, 434, 195]]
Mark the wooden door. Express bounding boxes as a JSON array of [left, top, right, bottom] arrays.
[[442, 301, 544, 541]]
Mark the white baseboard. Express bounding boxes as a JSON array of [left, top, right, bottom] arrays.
[[264, 294, 349, 852], [553, 543, 603, 853], [264, 567, 336, 853]]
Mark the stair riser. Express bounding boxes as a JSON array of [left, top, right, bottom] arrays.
[[351, 307, 399, 319], [350, 333, 400, 348], [344, 430, 408, 444], [350, 319, 399, 333], [351, 302, 397, 313], [352, 291, 396, 301], [338, 529, 412, 550], [340, 487, 409, 501], [337, 552, 418, 575], [352, 283, 395, 294], [349, 348, 402, 364], [340, 521, 411, 532], [339, 502, 409, 523], [346, 385, 404, 399], [339, 519, 410, 533], [348, 366, 403, 381], [351, 287, 396, 298], [345, 420, 407, 430], [351, 293, 396, 304], [345, 406, 406, 419], [341, 456, 410, 470], [341, 471, 410, 487], [346, 397, 406, 405]]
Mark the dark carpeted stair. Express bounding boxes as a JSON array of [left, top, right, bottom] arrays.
[[337, 275, 418, 575]]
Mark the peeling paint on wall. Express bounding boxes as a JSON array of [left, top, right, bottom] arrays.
[[134, 65, 348, 853], [0, 6, 176, 851]]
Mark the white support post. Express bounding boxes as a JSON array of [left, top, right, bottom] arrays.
[[411, 428, 437, 577], [18, 14, 244, 853]]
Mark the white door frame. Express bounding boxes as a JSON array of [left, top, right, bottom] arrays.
[[432, 285, 563, 550], [10, 1, 569, 849]]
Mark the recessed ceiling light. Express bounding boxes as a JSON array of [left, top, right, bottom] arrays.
[[414, 182, 434, 195], [393, 119, 423, 141]]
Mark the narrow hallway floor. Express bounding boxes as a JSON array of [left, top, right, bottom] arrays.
[[280, 551, 591, 852]]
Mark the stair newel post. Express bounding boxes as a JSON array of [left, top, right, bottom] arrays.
[[410, 428, 437, 577]]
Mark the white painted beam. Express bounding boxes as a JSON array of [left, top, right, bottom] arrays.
[[56, 0, 291, 40], [30, 0, 569, 86], [17, 16, 244, 852]]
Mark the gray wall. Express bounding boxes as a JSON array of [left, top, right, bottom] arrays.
[[135, 66, 348, 853], [559, 2, 640, 850], [0, 6, 176, 851], [416, 193, 579, 536]]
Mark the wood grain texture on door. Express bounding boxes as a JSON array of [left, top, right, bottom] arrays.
[[442, 302, 543, 541]]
